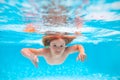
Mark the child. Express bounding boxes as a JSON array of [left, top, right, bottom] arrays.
[[22, 4, 86, 67], [21, 34, 86, 67]]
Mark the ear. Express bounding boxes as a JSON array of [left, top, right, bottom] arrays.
[[64, 38, 69, 44], [45, 46, 49, 48], [42, 37, 51, 46], [45, 39, 50, 46]]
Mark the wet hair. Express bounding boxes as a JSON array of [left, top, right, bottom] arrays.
[[42, 34, 76, 47]]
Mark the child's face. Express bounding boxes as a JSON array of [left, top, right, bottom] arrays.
[[49, 39, 66, 56]]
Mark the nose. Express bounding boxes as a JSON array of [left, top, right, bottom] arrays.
[[56, 48, 61, 53], [55, 45, 61, 49]]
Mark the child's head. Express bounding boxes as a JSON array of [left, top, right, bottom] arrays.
[[42, 35, 76, 55], [49, 38, 66, 55]]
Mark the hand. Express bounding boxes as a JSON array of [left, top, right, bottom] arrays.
[[76, 53, 86, 62], [30, 55, 39, 68]]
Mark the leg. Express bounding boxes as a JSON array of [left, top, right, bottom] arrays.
[[21, 48, 39, 67]]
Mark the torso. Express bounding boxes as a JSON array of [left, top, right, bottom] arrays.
[[43, 48, 68, 65]]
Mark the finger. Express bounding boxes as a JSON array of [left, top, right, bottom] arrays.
[[78, 55, 81, 61], [80, 55, 83, 62], [79, 54, 81, 58], [80, 55, 82, 61], [35, 56, 39, 62], [82, 56, 84, 62], [82, 55, 86, 62], [32, 60, 38, 68], [83, 55, 86, 60], [77, 55, 81, 61], [34, 62, 38, 68]]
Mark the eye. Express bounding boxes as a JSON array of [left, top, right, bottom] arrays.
[[60, 45, 63, 47], [53, 45, 56, 47]]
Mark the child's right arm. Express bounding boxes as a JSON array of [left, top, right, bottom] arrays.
[[28, 48, 46, 56], [21, 48, 47, 56], [21, 48, 48, 67]]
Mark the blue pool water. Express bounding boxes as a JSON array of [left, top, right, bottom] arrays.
[[0, 0, 120, 80]]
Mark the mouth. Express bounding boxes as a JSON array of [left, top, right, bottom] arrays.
[[55, 51, 61, 54]]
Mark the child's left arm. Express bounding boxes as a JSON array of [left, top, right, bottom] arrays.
[[65, 45, 86, 62]]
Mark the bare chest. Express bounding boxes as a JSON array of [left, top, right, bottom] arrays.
[[44, 53, 68, 65]]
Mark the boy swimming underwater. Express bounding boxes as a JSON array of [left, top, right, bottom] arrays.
[[21, 34, 86, 67], [21, 4, 86, 67]]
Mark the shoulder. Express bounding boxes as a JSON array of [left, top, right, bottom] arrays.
[[64, 45, 78, 54], [37, 48, 50, 56]]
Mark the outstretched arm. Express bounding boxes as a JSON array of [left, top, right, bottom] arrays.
[[65, 45, 86, 62], [21, 48, 46, 56], [21, 48, 47, 67]]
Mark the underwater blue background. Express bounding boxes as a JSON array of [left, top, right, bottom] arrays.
[[0, 0, 120, 80]]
